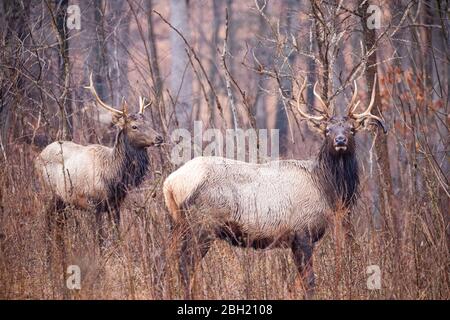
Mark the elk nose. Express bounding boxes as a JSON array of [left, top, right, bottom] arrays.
[[334, 135, 347, 146], [155, 135, 163, 144]]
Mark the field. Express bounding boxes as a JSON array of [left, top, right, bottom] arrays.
[[0, 0, 448, 300], [0, 144, 447, 299]]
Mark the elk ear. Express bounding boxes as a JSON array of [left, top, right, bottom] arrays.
[[363, 118, 388, 134], [111, 113, 126, 128], [306, 120, 326, 134]]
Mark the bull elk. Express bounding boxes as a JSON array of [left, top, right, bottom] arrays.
[[35, 73, 163, 247], [163, 75, 386, 298]]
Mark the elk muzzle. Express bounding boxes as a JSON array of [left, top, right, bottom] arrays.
[[334, 135, 348, 152], [153, 135, 164, 147]]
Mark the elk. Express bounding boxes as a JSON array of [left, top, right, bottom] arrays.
[[36, 74, 163, 247], [163, 75, 386, 298]]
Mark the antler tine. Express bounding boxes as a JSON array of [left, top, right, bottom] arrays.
[[350, 80, 358, 106], [349, 80, 361, 114], [350, 74, 387, 133], [313, 81, 330, 117], [84, 73, 123, 116], [350, 100, 361, 114], [139, 96, 144, 114], [138, 96, 152, 114], [121, 96, 128, 115], [351, 74, 379, 121], [293, 78, 325, 122]]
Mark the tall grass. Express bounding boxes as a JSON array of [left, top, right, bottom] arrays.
[[0, 141, 447, 300]]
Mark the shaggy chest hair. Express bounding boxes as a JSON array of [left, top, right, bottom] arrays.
[[313, 143, 359, 211], [102, 131, 149, 206]]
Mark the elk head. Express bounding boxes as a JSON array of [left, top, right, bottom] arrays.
[[85, 73, 163, 148], [292, 75, 387, 155]]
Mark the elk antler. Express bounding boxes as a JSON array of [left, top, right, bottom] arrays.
[[313, 81, 330, 117], [349, 74, 387, 133], [348, 80, 361, 114], [85, 73, 124, 116], [138, 96, 151, 114], [292, 78, 328, 123]]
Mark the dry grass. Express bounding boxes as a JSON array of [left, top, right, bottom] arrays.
[[0, 145, 448, 300]]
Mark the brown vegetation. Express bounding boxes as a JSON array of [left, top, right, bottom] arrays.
[[0, 0, 448, 299]]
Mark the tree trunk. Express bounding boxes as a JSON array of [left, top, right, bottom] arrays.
[[54, 0, 73, 140], [359, 0, 400, 263], [146, 0, 165, 133], [109, 0, 131, 107], [254, 0, 269, 129], [147, 0, 163, 99], [0, 0, 28, 149], [170, 0, 192, 127], [208, 0, 221, 127], [90, 0, 113, 130], [275, 0, 298, 156]]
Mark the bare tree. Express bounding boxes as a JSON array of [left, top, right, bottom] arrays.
[[146, 0, 163, 99], [91, 0, 111, 124], [170, 0, 193, 127], [359, 0, 398, 243], [109, 0, 131, 107], [0, 1, 29, 151], [208, 0, 221, 126], [275, 0, 298, 155], [46, 0, 73, 140]]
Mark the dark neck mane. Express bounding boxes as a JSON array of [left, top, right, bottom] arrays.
[[106, 130, 150, 204], [313, 143, 359, 211]]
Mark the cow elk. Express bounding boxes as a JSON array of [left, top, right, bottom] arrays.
[[36, 73, 163, 249], [163, 75, 386, 298]]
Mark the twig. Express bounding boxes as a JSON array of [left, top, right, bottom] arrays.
[[153, 10, 225, 122], [221, 8, 239, 130]]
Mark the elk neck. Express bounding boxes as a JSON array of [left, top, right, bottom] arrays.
[[313, 141, 359, 211], [105, 129, 150, 203]]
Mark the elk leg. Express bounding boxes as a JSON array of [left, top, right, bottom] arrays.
[[112, 206, 121, 241], [291, 233, 315, 299], [179, 228, 213, 299], [45, 197, 66, 267], [45, 200, 55, 267], [45, 197, 70, 298], [54, 204, 69, 299], [95, 210, 106, 254], [103, 200, 121, 244]]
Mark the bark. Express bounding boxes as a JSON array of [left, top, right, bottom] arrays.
[[109, 0, 131, 107], [225, 0, 234, 128], [208, 0, 221, 126], [170, 0, 193, 127], [254, 0, 269, 129], [146, 0, 163, 98], [92, 0, 109, 104], [146, 0, 165, 132], [275, 0, 298, 155], [359, 0, 399, 255], [53, 0, 73, 140], [0, 1, 28, 148], [311, 0, 330, 104], [435, 0, 450, 252]]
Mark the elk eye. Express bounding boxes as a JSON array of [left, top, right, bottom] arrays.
[[325, 128, 330, 135], [350, 128, 355, 134], [132, 125, 138, 130]]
